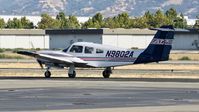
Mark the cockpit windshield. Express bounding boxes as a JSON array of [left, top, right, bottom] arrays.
[[69, 45, 83, 53]]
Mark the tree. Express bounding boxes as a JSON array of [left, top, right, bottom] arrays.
[[66, 15, 80, 29], [165, 8, 177, 19], [56, 12, 67, 29], [104, 17, 119, 28], [93, 13, 104, 27], [116, 12, 131, 28], [0, 18, 5, 28], [6, 18, 22, 29], [20, 17, 34, 29], [55, 12, 81, 29], [153, 9, 171, 27], [82, 13, 104, 29], [194, 15, 199, 28], [174, 13, 187, 28], [5, 17, 34, 29], [38, 13, 60, 29], [130, 17, 148, 28]]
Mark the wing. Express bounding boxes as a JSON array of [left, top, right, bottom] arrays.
[[38, 53, 87, 65], [17, 51, 38, 57], [17, 50, 87, 66]]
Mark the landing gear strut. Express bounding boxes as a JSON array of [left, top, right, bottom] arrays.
[[102, 67, 112, 78], [68, 65, 76, 78], [44, 67, 51, 78]]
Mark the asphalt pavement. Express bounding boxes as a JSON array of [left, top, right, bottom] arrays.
[[0, 78, 199, 112]]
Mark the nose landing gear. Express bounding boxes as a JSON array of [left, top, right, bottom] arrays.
[[68, 65, 76, 78]]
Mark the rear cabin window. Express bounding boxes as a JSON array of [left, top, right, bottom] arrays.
[[96, 49, 104, 54], [85, 46, 94, 54], [69, 45, 83, 53]]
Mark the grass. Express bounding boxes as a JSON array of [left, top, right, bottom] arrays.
[[0, 54, 25, 59], [0, 51, 32, 59], [169, 53, 199, 61], [0, 48, 44, 53], [0, 49, 5, 53], [178, 56, 191, 60]]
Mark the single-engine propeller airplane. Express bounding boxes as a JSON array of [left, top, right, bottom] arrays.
[[17, 25, 181, 78]]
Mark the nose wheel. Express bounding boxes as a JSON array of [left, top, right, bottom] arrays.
[[102, 67, 112, 78], [68, 65, 76, 78], [68, 71, 76, 78]]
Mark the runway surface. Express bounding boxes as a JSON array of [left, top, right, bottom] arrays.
[[0, 78, 199, 112]]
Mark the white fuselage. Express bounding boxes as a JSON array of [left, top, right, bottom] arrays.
[[65, 42, 144, 67]]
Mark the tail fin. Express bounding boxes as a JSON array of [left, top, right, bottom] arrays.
[[134, 25, 174, 64]]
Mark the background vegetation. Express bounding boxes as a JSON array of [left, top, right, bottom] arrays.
[[0, 8, 198, 29]]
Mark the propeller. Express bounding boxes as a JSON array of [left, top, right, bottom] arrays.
[[37, 60, 44, 69]]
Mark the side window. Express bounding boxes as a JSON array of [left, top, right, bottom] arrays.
[[85, 46, 94, 54], [69, 45, 83, 53], [96, 48, 104, 54]]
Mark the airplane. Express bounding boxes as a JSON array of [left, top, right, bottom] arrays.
[[17, 25, 177, 78]]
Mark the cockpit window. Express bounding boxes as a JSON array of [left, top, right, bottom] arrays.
[[85, 46, 94, 54], [69, 45, 83, 53], [96, 48, 104, 53]]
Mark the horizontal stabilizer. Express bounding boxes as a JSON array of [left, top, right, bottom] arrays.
[[150, 26, 189, 32]]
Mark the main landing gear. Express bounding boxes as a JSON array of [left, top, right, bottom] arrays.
[[102, 67, 112, 78], [43, 66, 112, 79], [44, 67, 51, 78]]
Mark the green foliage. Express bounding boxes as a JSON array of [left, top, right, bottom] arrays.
[[153, 10, 170, 27], [56, 12, 67, 29], [38, 12, 80, 29], [194, 15, 199, 28], [38, 13, 60, 29], [104, 17, 119, 28], [0, 54, 24, 59], [20, 17, 34, 29], [178, 56, 191, 60], [173, 13, 187, 28], [165, 8, 177, 19], [6, 18, 22, 29], [0, 8, 189, 29], [5, 17, 34, 29], [115, 12, 131, 28], [0, 48, 5, 53], [82, 13, 104, 29], [0, 18, 5, 28], [82, 8, 187, 29], [194, 20, 199, 28], [65, 15, 80, 29]]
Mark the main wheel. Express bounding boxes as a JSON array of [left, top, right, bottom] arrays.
[[44, 71, 51, 78], [68, 71, 76, 78], [103, 70, 110, 78]]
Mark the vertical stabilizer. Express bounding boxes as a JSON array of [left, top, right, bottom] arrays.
[[134, 25, 174, 64]]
